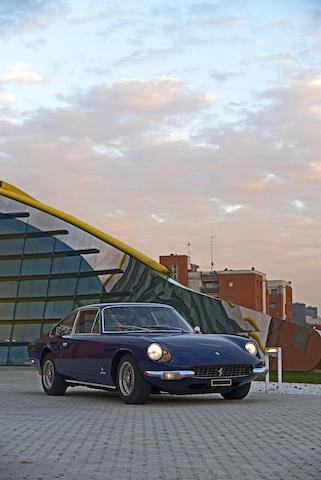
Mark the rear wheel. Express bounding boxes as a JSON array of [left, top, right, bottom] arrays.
[[41, 353, 67, 396], [221, 382, 251, 400], [117, 354, 151, 404]]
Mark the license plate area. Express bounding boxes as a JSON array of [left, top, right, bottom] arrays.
[[210, 379, 232, 387]]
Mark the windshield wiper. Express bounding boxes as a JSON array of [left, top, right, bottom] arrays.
[[109, 325, 150, 332], [106, 325, 189, 333], [146, 326, 187, 333]]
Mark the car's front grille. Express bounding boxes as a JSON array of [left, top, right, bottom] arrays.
[[193, 364, 252, 378]]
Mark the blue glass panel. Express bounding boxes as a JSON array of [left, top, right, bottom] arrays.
[[0, 323, 12, 341], [54, 239, 73, 252], [80, 258, 94, 272], [0, 239, 24, 254], [8, 346, 28, 365], [51, 256, 81, 273], [18, 280, 48, 297], [21, 258, 52, 275], [15, 302, 46, 320], [0, 346, 9, 365], [44, 300, 74, 319], [75, 297, 101, 308], [0, 260, 21, 276], [0, 281, 19, 297], [12, 323, 42, 342], [76, 277, 103, 295], [48, 278, 77, 296], [24, 236, 55, 254], [41, 321, 58, 336], [0, 218, 27, 234], [0, 302, 15, 320]]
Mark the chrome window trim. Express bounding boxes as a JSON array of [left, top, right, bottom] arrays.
[[68, 333, 101, 336], [101, 305, 192, 334], [73, 308, 100, 335], [91, 310, 100, 334], [70, 310, 80, 335]]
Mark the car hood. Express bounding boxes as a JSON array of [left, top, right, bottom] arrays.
[[144, 333, 258, 366]]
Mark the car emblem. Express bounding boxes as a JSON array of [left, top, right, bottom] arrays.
[[218, 367, 223, 377], [99, 366, 106, 375], [214, 351, 221, 356]]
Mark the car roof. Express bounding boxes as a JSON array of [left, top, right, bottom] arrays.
[[77, 302, 174, 310]]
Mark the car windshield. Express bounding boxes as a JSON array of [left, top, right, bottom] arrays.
[[103, 305, 193, 333]]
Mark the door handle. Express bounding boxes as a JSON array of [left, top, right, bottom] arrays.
[[62, 341, 69, 348]]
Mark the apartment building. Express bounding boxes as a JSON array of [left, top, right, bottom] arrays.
[[159, 254, 292, 320]]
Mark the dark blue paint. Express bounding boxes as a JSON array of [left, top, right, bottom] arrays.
[[28, 304, 263, 395]]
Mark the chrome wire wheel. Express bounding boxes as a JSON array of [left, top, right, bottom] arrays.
[[43, 359, 55, 389], [118, 361, 135, 396]]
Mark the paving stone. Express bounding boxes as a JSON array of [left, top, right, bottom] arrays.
[[0, 367, 320, 480]]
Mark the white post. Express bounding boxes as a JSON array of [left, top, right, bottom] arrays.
[[277, 348, 282, 392], [264, 353, 270, 392]]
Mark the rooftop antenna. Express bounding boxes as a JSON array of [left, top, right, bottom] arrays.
[[187, 242, 191, 256], [210, 235, 215, 272]]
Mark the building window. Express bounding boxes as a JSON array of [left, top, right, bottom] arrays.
[[228, 280, 234, 288], [271, 288, 278, 294], [171, 264, 178, 280], [270, 303, 276, 309], [203, 282, 216, 288]]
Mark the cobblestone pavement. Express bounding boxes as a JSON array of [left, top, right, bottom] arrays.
[[0, 368, 320, 480]]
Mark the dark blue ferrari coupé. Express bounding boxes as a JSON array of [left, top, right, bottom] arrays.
[[28, 303, 268, 404]]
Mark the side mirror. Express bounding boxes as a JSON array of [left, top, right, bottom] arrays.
[[193, 326, 202, 334]]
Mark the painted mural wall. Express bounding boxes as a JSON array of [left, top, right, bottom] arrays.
[[1, 181, 320, 370], [108, 257, 321, 371]]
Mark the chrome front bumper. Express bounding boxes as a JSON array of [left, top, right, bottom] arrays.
[[145, 366, 269, 381], [253, 367, 269, 376], [144, 370, 195, 380]]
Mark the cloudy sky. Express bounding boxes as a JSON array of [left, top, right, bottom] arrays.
[[0, 0, 321, 309]]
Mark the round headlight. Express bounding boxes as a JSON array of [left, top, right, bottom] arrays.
[[147, 343, 163, 361], [245, 341, 258, 356]]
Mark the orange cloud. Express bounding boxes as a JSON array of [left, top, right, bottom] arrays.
[[0, 63, 44, 84]]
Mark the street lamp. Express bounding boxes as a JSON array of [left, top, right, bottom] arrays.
[[264, 347, 283, 392]]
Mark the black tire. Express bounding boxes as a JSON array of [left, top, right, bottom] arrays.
[[116, 354, 151, 404], [221, 382, 251, 400], [41, 353, 67, 396]]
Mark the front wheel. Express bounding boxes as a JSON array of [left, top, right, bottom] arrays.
[[221, 382, 251, 400], [41, 353, 67, 396], [117, 354, 151, 404]]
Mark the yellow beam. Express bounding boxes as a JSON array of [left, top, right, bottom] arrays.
[[0, 181, 35, 200], [0, 182, 169, 276]]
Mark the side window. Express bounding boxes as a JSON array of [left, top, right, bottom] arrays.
[[55, 312, 77, 336], [75, 310, 99, 334], [91, 312, 100, 334]]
